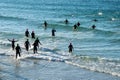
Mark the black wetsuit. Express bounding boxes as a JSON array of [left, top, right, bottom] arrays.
[[15, 45, 21, 59], [92, 25, 96, 29], [8, 39, 18, 50], [33, 42, 38, 54], [73, 24, 77, 30], [52, 29, 56, 36], [68, 44, 73, 53], [25, 30, 29, 37], [24, 40, 30, 51], [31, 32, 35, 39], [35, 39, 41, 47]]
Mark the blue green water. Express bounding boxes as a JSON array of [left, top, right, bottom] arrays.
[[0, 0, 120, 79]]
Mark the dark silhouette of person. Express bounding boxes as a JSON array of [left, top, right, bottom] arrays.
[[8, 38, 18, 50], [91, 25, 96, 29], [35, 37, 42, 48], [24, 39, 31, 52], [31, 31, 35, 39], [77, 22, 80, 26], [65, 19, 69, 24], [33, 42, 38, 54], [44, 21, 48, 30], [68, 43, 74, 53], [15, 44, 21, 59], [93, 19, 98, 22], [73, 24, 78, 30], [25, 29, 30, 37], [52, 28, 56, 36]]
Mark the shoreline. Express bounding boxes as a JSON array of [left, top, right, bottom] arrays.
[[0, 56, 120, 80]]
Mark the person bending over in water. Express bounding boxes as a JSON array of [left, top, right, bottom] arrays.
[[24, 39, 31, 52], [68, 43, 74, 53], [25, 29, 30, 37], [8, 38, 18, 50], [15, 44, 21, 59]]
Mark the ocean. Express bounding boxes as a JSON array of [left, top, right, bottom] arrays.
[[0, 0, 120, 80]]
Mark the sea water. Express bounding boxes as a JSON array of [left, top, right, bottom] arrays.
[[0, 0, 120, 80]]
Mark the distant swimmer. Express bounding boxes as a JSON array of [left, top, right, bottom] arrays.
[[73, 24, 78, 30], [33, 42, 38, 54], [91, 25, 96, 29], [68, 43, 74, 53], [44, 21, 48, 30], [65, 19, 69, 24], [93, 19, 98, 22], [15, 44, 21, 59], [52, 28, 56, 36], [77, 22, 80, 26], [25, 29, 30, 37], [8, 38, 18, 50], [35, 37, 42, 48], [31, 31, 35, 39], [24, 39, 31, 52]]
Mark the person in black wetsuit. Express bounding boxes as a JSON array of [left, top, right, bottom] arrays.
[[25, 29, 30, 37], [65, 19, 69, 24], [8, 38, 18, 50], [15, 44, 21, 59], [24, 39, 31, 52], [77, 22, 80, 27], [33, 42, 38, 54], [73, 24, 78, 30], [91, 25, 96, 29], [68, 43, 74, 53], [52, 28, 56, 36], [35, 37, 42, 48], [31, 31, 35, 39], [44, 21, 48, 30]]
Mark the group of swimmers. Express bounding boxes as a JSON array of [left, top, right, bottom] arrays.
[[8, 19, 97, 59]]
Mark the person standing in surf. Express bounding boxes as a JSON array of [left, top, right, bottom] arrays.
[[25, 29, 30, 37], [51, 28, 56, 36], [15, 44, 21, 59], [34, 37, 42, 48], [8, 38, 18, 50], [24, 39, 31, 52], [65, 19, 69, 24], [33, 41, 38, 54], [31, 31, 35, 39], [44, 21, 48, 30], [68, 43, 74, 53]]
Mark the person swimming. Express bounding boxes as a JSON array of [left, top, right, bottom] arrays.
[[91, 25, 96, 29], [15, 44, 21, 59], [24, 39, 31, 52], [25, 29, 30, 37], [8, 38, 18, 50], [68, 43, 74, 53], [31, 31, 35, 39], [52, 28, 56, 36]]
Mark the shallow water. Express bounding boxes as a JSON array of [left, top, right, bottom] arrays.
[[0, 0, 120, 79]]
